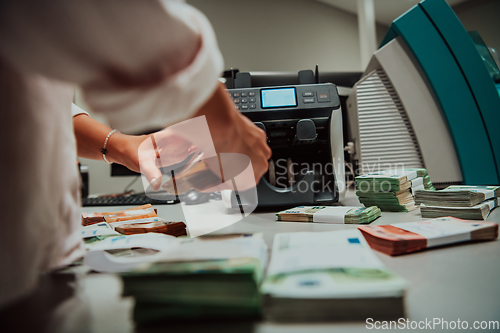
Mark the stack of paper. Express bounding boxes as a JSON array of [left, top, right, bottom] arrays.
[[84, 233, 267, 324], [276, 206, 381, 224], [355, 169, 424, 212], [261, 230, 407, 322], [415, 185, 500, 220], [358, 217, 498, 256]]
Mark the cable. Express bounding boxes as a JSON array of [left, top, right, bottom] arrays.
[[123, 176, 140, 193]]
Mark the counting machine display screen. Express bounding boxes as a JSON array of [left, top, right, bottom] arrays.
[[261, 88, 297, 108]]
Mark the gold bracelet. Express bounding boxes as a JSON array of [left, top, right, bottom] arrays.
[[101, 129, 119, 164]]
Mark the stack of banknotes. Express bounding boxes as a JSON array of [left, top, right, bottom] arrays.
[[411, 168, 436, 191], [81, 204, 187, 237], [261, 229, 407, 321], [124, 259, 263, 323], [358, 217, 498, 255], [415, 185, 500, 220], [403, 168, 436, 190], [83, 233, 268, 324], [355, 169, 427, 212], [124, 235, 266, 324], [81, 204, 158, 226], [276, 206, 381, 224]]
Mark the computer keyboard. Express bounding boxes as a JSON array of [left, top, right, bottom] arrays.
[[82, 194, 179, 206]]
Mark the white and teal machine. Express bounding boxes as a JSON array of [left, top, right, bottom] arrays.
[[347, 0, 500, 187]]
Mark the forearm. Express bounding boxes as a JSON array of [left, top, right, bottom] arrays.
[[73, 114, 112, 160], [191, 83, 240, 151]]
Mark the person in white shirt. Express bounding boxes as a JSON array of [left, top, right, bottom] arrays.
[[0, 0, 271, 307]]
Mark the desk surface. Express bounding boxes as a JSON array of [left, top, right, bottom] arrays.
[[3, 191, 499, 333]]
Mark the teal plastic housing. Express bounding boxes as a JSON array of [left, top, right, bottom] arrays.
[[380, 0, 500, 185]]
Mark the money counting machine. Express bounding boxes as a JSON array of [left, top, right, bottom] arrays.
[[226, 71, 346, 208]]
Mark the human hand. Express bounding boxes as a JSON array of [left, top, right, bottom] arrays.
[[191, 83, 272, 186], [138, 128, 198, 191]]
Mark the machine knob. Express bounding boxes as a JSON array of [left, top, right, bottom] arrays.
[[296, 119, 317, 141]]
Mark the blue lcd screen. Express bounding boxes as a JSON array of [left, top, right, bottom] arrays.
[[261, 88, 297, 108]]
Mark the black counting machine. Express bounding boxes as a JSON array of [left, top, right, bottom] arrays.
[[224, 69, 346, 208]]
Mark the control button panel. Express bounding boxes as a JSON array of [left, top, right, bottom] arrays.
[[227, 83, 339, 113], [230, 89, 259, 111]]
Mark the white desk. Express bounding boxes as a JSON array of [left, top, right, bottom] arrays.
[[2, 191, 499, 333]]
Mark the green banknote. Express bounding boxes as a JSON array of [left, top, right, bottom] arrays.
[[276, 206, 381, 224], [423, 175, 436, 191], [122, 257, 262, 307], [118, 236, 267, 324], [415, 186, 500, 207], [261, 230, 407, 322], [358, 198, 416, 212]]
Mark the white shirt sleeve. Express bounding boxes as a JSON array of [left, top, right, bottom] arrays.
[[0, 0, 224, 132], [71, 103, 88, 117]]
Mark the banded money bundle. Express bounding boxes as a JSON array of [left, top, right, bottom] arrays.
[[403, 168, 436, 191], [261, 230, 407, 322], [115, 220, 187, 237], [119, 234, 267, 324], [82, 204, 187, 237], [416, 185, 500, 220], [355, 169, 426, 212], [276, 206, 381, 224], [358, 217, 498, 255], [81, 204, 158, 226]]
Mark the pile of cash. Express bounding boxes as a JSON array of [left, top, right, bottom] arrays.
[[358, 217, 499, 255], [81, 204, 187, 237], [415, 185, 500, 220], [355, 169, 427, 212], [114, 220, 186, 236], [117, 234, 267, 324], [124, 258, 263, 323], [81, 204, 159, 226], [276, 206, 381, 224], [406, 168, 436, 191], [261, 230, 407, 321]]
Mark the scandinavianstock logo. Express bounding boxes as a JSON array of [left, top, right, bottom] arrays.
[[138, 116, 257, 238]]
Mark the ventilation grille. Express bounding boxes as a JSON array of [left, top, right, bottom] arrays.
[[356, 70, 424, 174]]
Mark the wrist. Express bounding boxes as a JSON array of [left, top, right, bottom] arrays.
[[100, 129, 120, 164], [105, 132, 127, 165], [107, 133, 148, 173]]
